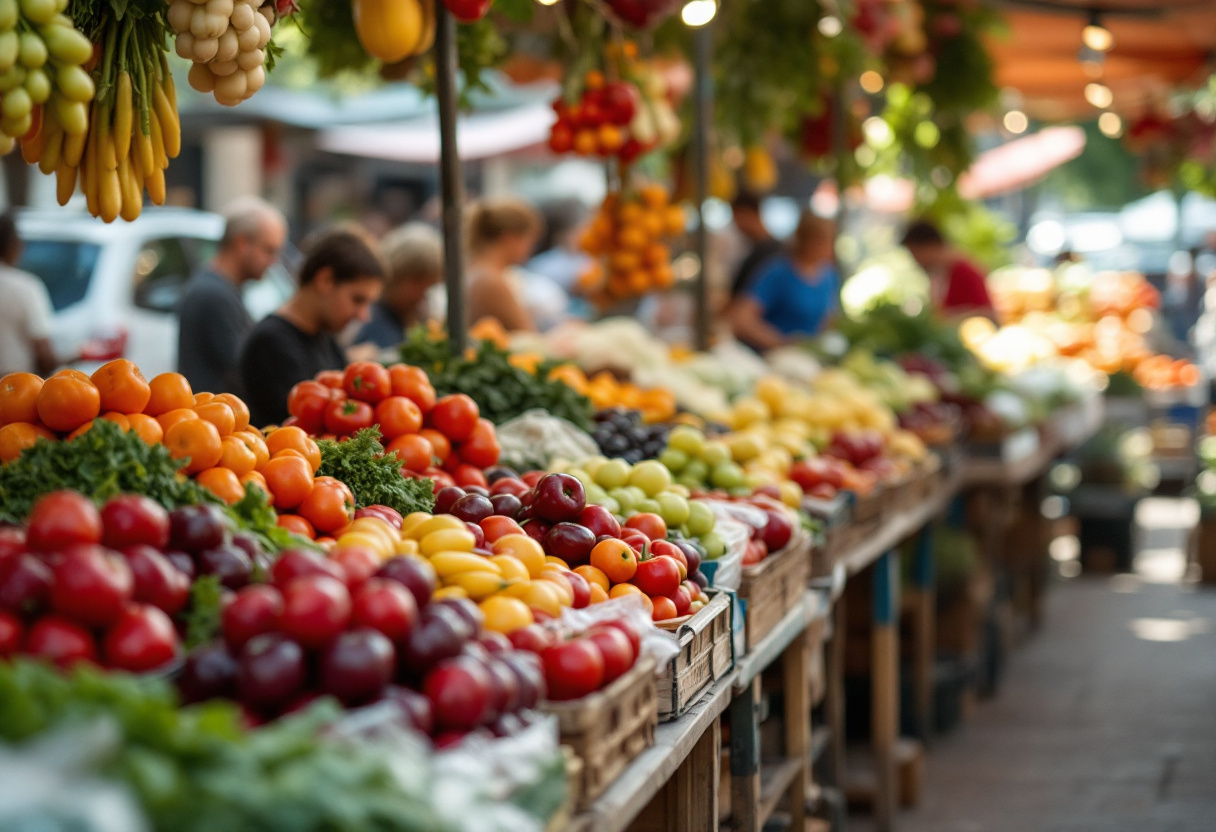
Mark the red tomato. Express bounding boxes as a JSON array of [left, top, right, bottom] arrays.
[[279, 574, 352, 649], [26, 491, 102, 552], [386, 433, 434, 473], [585, 626, 636, 683], [324, 398, 375, 436], [343, 362, 391, 403], [101, 495, 170, 550], [599, 619, 641, 656], [424, 467, 456, 492], [51, 545, 133, 628], [429, 394, 479, 442], [315, 370, 344, 390], [624, 512, 667, 542], [103, 604, 179, 672], [649, 595, 678, 622], [387, 364, 437, 413], [649, 539, 688, 579], [457, 418, 500, 469], [620, 528, 651, 553], [0, 610, 22, 656], [419, 429, 451, 465], [451, 464, 488, 490], [25, 616, 97, 667], [442, 0, 491, 23], [374, 396, 423, 439], [287, 381, 335, 434], [541, 639, 605, 701], [632, 554, 681, 598], [330, 545, 381, 590], [351, 578, 418, 642]]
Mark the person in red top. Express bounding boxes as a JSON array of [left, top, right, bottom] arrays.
[[901, 220, 995, 318]]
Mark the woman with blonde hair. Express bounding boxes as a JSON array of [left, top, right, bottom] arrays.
[[465, 197, 546, 332], [729, 211, 839, 351]]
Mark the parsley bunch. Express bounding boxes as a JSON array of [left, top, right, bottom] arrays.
[[316, 428, 436, 516]]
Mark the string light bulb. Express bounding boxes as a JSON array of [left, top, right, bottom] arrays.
[[1004, 110, 1029, 134], [860, 71, 884, 94], [1084, 82, 1113, 109], [1099, 112, 1123, 138], [1082, 13, 1114, 53], [681, 0, 716, 26]]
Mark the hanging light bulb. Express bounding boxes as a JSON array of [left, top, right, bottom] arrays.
[[1085, 83, 1113, 109], [859, 71, 884, 94], [681, 0, 716, 26], [818, 15, 843, 37], [535, 0, 560, 5], [1004, 110, 1029, 134], [1099, 112, 1123, 138], [1082, 13, 1114, 53]]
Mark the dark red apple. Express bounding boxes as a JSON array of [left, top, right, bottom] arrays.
[[577, 504, 621, 539], [531, 474, 586, 523], [543, 522, 596, 566]]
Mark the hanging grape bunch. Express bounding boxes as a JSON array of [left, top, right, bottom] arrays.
[[0, 0, 94, 156], [168, 0, 275, 106]]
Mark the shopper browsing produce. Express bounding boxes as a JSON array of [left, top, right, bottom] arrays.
[[0, 213, 68, 377], [178, 197, 288, 395], [728, 191, 783, 298], [240, 228, 386, 427], [352, 223, 444, 350], [729, 212, 840, 351], [901, 219, 995, 319], [465, 198, 545, 333]]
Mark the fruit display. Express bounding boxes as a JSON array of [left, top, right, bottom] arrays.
[[170, 0, 279, 105], [578, 184, 686, 303], [529, 615, 643, 701], [0, 5, 93, 151], [696, 495, 798, 567], [547, 365, 679, 425], [590, 407, 670, 464]]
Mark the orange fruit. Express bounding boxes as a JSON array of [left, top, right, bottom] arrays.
[[419, 428, 450, 465], [126, 413, 163, 446], [0, 422, 54, 462], [588, 583, 609, 604], [156, 407, 199, 434], [237, 430, 270, 470], [194, 401, 236, 437], [214, 394, 250, 432], [195, 467, 245, 504], [37, 374, 100, 433], [261, 455, 315, 509], [98, 411, 131, 432], [218, 434, 258, 476], [240, 470, 269, 495], [52, 369, 91, 382], [90, 360, 150, 414], [479, 596, 534, 634], [298, 483, 354, 534], [144, 373, 193, 417], [193, 392, 215, 406], [574, 564, 611, 593], [650, 595, 678, 622], [277, 513, 316, 540], [0, 372, 43, 426], [163, 418, 223, 474], [265, 426, 321, 472]]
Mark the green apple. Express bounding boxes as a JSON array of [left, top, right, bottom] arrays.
[[601, 496, 621, 515], [702, 530, 726, 560], [567, 468, 594, 491], [710, 461, 746, 490], [629, 460, 673, 497], [609, 487, 638, 513], [585, 483, 609, 505], [595, 459, 632, 490], [678, 475, 703, 491], [635, 498, 662, 515], [683, 458, 709, 483], [687, 501, 716, 537], [668, 425, 705, 458], [656, 492, 691, 527], [658, 448, 689, 474], [701, 440, 731, 466], [581, 455, 609, 478], [624, 486, 648, 505]]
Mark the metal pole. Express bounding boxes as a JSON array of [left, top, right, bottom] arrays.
[[435, 5, 466, 355], [692, 22, 713, 352]]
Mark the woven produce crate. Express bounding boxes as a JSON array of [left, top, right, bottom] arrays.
[[738, 532, 812, 650], [542, 655, 658, 809], [654, 590, 734, 721], [853, 487, 884, 523]]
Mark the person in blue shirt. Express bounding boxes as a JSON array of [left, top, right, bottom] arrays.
[[729, 212, 838, 351]]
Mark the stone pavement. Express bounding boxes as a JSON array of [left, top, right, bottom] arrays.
[[851, 499, 1216, 832]]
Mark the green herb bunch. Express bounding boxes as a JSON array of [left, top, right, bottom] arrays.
[[316, 428, 436, 516]]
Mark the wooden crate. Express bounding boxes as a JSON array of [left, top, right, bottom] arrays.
[[853, 487, 884, 523], [654, 590, 734, 721], [542, 655, 658, 809], [738, 532, 813, 650]]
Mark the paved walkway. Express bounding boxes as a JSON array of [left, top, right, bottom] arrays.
[[860, 499, 1216, 832]]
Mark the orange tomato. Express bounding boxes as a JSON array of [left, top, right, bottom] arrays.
[[387, 364, 436, 413], [385, 433, 433, 472], [311, 476, 354, 506], [90, 360, 150, 414], [52, 369, 92, 382], [574, 564, 611, 593], [194, 401, 236, 437], [374, 396, 423, 439], [218, 434, 258, 476], [156, 407, 199, 434], [609, 582, 653, 614], [214, 393, 250, 432], [163, 418, 223, 474], [590, 539, 638, 584], [588, 583, 609, 604], [144, 373, 194, 417], [298, 482, 354, 534], [66, 420, 95, 440], [195, 467, 245, 504], [419, 428, 451, 465], [0, 422, 54, 462], [650, 595, 678, 622], [0, 372, 43, 425], [37, 374, 100, 433], [277, 513, 316, 540], [265, 426, 322, 472], [261, 455, 315, 509], [240, 470, 269, 495], [126, 413, 164, 446], [236, 430, 270, 470], [98, 411, 131, 431], [193, 392, 215, 406]]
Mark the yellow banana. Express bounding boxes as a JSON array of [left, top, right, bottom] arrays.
[[429, 552, 501, 580], [54, 160, 75, 206], [445, 571, 512, 601], [144, 165, 165, 206], [153, 81, 179, 158], [118, 153, 141, 221], [135, 127, 154, 178], [162, 70, 177, 113], [62, 127, 83, 166], [38, 117, 62, 175], [99, 165, 121, 223], [20, 118, 45, 165], [82, 126, 98, 216], [149, 109, 166, 170], [113, 71, 132, 161], [98, 112, 116, 172]]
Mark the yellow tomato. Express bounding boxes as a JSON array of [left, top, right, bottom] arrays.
[[479, 596, 534, 634], [491, 534, 546, 578], [337, 531, 392, 560], [420, 528, 477, 557], [489, 555, 530, 583]]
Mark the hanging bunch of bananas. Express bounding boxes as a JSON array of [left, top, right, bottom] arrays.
[[24, 1, 180, 222], [0, 0, 94, 157]]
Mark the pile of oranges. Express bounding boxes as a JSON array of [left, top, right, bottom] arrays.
[[546, 364, 678, 424], [577, 183, 686, 303]]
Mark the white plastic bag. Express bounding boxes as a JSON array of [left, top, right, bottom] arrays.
[[495, 410, 599, 471], [554, 595, 679, 672], [696, 509, 750, 591]]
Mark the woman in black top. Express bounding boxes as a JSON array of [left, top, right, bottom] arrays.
[[240, 227, 386, 428]]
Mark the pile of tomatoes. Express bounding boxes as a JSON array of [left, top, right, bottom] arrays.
[[285, 362, 500, 492], [578, 185, 685, 302], [548, 73, 646, 163]]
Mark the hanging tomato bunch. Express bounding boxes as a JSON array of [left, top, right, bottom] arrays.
[[577, 183, 686, 304]]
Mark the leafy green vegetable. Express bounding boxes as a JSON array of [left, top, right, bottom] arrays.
[[0, 660, 452, 832], [0, 420, 209, 525], [316, 428, 436, 516], [294, 0, 375, 79], [184, 575, 224, 649], [227, 486, 309, 556], [399, 328, 595, 431]]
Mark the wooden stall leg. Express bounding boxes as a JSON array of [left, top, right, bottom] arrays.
[[782, 630, 809, 831], [823, 591, 846, 790], [729, 677, 762, 832], [910, 526, 935, 742], [872, 550, 900, 832], [633, 719, 722, 832]]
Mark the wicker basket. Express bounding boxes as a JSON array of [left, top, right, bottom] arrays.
[[737, 532, 813, 650], [654, 590, 734, 721], [541, 655, 658, 809]]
